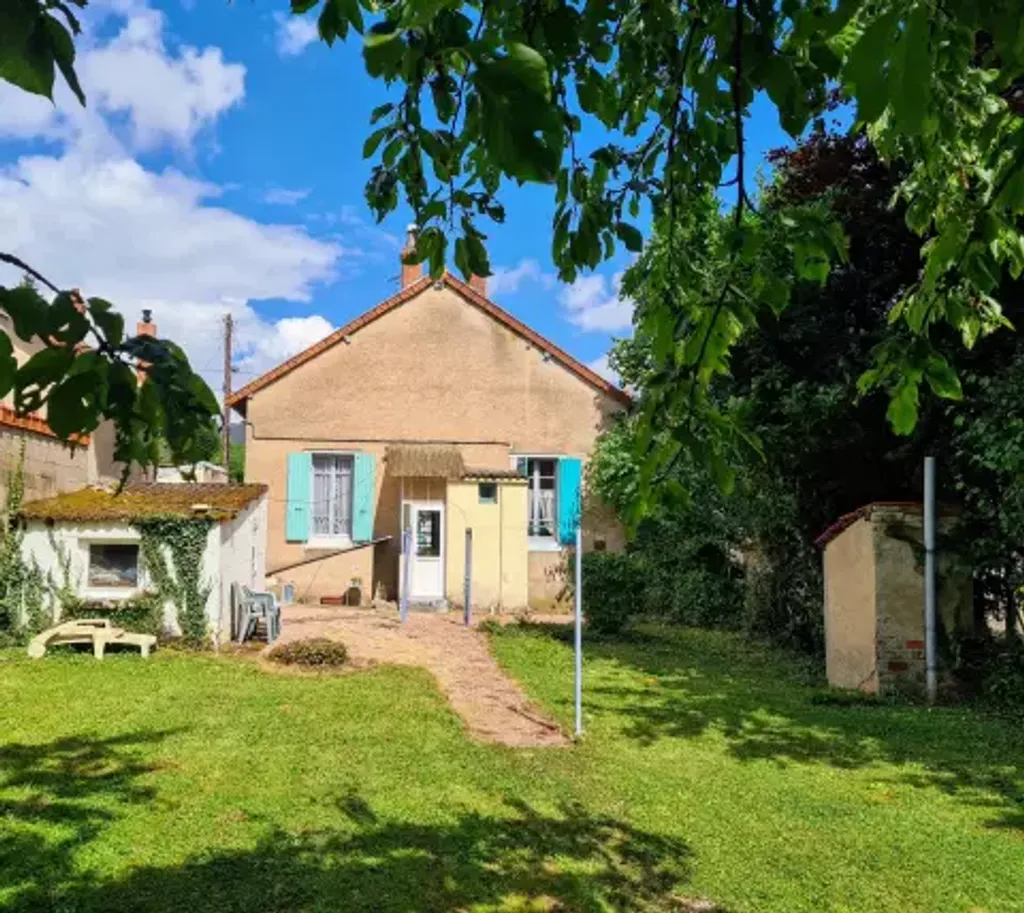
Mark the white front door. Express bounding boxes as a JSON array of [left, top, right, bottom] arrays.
[[404, 501, 445, 602]]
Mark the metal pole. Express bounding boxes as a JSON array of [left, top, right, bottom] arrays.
[[464, 528, 472, 626], [574, 524, 583, 736], [222, 313, 233, 471], [924, 455, 937, 704], [401, 527, 411, 624]]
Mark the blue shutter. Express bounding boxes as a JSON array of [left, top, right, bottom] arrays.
[[557, 457, 582, 545], [352, 452, 376, 542], [285, 452, 312, 542], [516, 457, 528, 476]]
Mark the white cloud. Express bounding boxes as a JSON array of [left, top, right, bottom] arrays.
[[487, 258, 555, 298], [263, 186, 310, 206], [0, 1, 342, 394], [587, 354, 619, 385], [274, 13, 320, 57], [559, 271, 634, 332], [0, 5, 244, 152]]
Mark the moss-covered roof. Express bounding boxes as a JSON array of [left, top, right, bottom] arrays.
[[20, 483, 267, 523]]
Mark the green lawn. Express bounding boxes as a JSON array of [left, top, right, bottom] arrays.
[[1, 626, 1022, 913]]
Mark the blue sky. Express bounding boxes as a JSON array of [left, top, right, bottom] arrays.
[[0, 0, 793, 390]]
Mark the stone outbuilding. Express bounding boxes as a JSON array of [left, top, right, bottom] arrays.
[[817, 502, 973, 695]]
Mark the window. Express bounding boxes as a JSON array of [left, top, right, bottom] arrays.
[[526, 458, 557, 539], [478, 482, 497, 504], [312, 454, 353, 539], [88, 544, 139, 588]]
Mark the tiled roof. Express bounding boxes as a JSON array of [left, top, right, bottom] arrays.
[[0, 405, 91, 445], [461, 467, 528, 481], [20, 483, 267, 522], [226, 272, 632, 412]]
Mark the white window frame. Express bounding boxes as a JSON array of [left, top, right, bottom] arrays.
[[84, 539, 144, 600], [308, 451, 355, 548], [513, 454, 562, 552]]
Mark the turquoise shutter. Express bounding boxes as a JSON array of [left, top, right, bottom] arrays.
[[557, 457, 582, 545], [352, 452, 376, 542], [285, 453, 312, 542], [516, 457, 528, 476]]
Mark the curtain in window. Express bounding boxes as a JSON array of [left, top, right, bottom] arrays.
[[312, 455, 353, 538]]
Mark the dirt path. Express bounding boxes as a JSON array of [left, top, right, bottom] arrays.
[[273, 605, 569, 748]]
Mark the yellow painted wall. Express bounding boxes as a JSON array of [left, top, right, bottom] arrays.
[[445, 479, 528, 611]]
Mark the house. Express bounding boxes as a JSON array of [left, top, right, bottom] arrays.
[[156, 461, 229, 484], [227, 229, 630, 610], [19, 483, 267, 640], [0, 308, 158, 506]]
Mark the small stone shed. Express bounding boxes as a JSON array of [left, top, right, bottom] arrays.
[[817, 502, 972, 695], [20, 483, 267, 641]]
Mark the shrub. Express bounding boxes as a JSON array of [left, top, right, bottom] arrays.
[[581, 551, 645, 635], [80, 592, 165, 638], [267, 637, 348, 668]]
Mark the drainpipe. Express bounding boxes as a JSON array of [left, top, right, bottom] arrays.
[[924, 455, 937, 705]]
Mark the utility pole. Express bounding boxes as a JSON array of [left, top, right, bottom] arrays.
[[222, 313, 233, 472]]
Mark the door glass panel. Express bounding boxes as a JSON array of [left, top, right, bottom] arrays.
[[416, 510, 441, 557]]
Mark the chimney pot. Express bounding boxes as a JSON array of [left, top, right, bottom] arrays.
[[137, 309, 156, 338], [401, 223, 423, 288]]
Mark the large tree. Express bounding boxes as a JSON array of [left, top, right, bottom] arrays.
[[4, 0, 1024, 501]]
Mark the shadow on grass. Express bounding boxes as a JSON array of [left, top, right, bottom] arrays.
[[0, 730, 180, 903], [6, 795, 707, 913], [501, 621, 1024, 831]]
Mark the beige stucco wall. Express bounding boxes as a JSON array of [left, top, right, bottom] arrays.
[[823, 506, 973, 696], [243, 284, 623, 602], [269, 545, 376, 605], [823, 515, 878, 692], [445, 479, 528, 610]]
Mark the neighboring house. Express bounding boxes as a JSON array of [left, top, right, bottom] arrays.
[[20, 483, 267, 640], [156, 461, 229, 484], [228, 231, 630, 609], [0, 308, 157, 506]]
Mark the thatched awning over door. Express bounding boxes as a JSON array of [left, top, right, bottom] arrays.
[[384, 445, 465, 478]]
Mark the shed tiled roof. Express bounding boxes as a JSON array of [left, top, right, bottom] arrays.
[[226, 272, 631, 413], [20, 483, 267, 522]]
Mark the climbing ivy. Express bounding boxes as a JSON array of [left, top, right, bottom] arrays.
[[132, 517, 213, 644], [0, 443, 48, 638]]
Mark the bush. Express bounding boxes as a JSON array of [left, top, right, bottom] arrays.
[[80, 592, 165, 638], [267, 637, 348, 668], [581, 551, 645, 635]]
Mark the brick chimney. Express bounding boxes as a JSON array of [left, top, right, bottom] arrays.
[[136, 309, 156, 384], [468, 274, 487, 297], [137, 309, 157, 338], [401, 224, 423, 287]]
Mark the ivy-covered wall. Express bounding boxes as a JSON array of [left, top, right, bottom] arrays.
[[21, 518, 218, 641]]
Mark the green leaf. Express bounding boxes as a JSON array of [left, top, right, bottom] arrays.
[[924, 355, 963, 400], [291, 0, 318, 12], [92, 307, 125, 348], [370, 102, 393, 124], [362, 126, 389, 158], [47, 371, 101, 439], [0, 284, 47, 341], [614, 222, 644, 253], [887, 379, 920, 435], [889, 4, 932, 136], [0, 16, 55, 100], [843, 10, 897, 124], [364, 20, 399, 48], [0, 333, 16, 400]]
